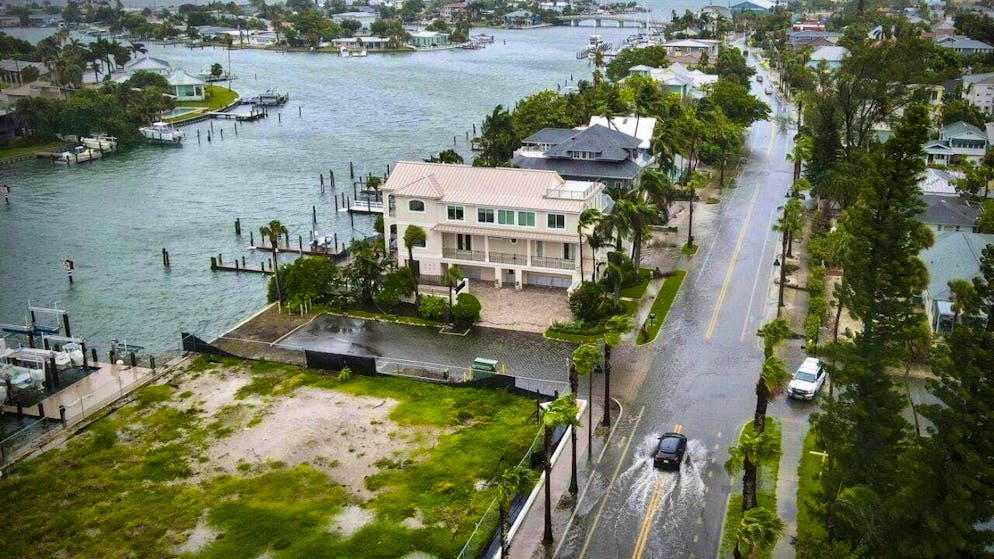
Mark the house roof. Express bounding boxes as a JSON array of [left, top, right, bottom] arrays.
[[936, 35, 994, 50], [921, 231, 994, 301], [382, 161, 599, 212], [919, 167, 965, 195], [809, 45, 849, 62], [731, 0, 774, 9], [0, 59, 47, 74], [511, 155, 645, 181], [663, 39, 718, 49], [524, 128, 581, 144], [942, 121, 988, 141], [504, 9, 534, 17], [545, 124, 641, 161], [922, 194, 981, 227], [587, 115, 656, 149], [125, 56, 170, 72], [167, 69, 205, 86], [962, 72, 994, 86]]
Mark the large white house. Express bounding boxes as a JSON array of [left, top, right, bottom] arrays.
[[382, 162, 604, 289]]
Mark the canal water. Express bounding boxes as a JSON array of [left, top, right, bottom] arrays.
[[0, 4, 707, 354]]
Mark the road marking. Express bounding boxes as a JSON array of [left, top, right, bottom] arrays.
[[740, 205, 780, 343], [631, 478, 664, 559], [674, 424, 683, 434], [704, 178, 762, 340], [577, 406, 645, 559]]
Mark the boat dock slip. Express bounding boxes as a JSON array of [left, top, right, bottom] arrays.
[[210, 256, 274, 274], [2, 361, 153, 420], [251, 243, 348, 259], [208, 110, 267, 122], [344, 199, 384, 214]]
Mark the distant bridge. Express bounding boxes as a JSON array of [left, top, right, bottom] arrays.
[[558, 14, 669, 28]]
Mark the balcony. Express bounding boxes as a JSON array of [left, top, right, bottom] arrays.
[[489, 251, 529, 265], [443, 248, 485, 262], [532, 255, 576, 270]]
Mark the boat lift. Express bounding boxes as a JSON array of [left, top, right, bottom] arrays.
[[0, 306, 73, 347]]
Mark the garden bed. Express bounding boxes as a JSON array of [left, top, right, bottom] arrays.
[[719, 418, 783, 559], [636, 270, 686, 345], [0, 356, 537, 558]]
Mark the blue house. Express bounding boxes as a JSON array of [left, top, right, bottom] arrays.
[[730, 0, 774, 13], [503, 10, 539, 27]]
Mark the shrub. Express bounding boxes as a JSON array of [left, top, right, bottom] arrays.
[[419, 295, 447, 320], [805, 312, 822, 343], [338, 366, 351, 382], [267, 256, 337, 304], [451, 292, 481, 326], [375, 267, 415, 309], [569, 281, 606, 321], [807, 265, 825, 294]]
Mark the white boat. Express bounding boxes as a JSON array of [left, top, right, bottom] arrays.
[[53, 145, 103, 165], [140, 122, 184, 144], [81, 135, 118, 151], [352, 48, 367, 57], [253, 89, 289, 106], [0, 348, 45, 389], [60, 342, 85, 367], [339, 46, 350, 57], [14, 347, 71, 370]]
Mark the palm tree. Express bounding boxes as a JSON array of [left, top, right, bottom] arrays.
[[684, 172, 707, 250], [725, 427, 779, 514], [786, 133, 813, 184], [753, 356, 789, 434], [569, 343, 600, 493], [733, 507, 785, 559], [601, 315, 629, 427], [260, 220, 288, 303], [541, 395, 580, 545], [638, 169, 676, 225], [496, 465, 536, 559], [586, 229, 610, 282], [403, 225, 427, 304], [758, 318, 790, 360], [578, 208, 602, 283], [609, 189, 657, 268], [773, 198, 804, 315], [443, 265, 464, 321], [128, 41, 147, 56]]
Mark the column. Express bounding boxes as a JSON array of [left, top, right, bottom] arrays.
[[484, 235, 490, 262], [526, 239, 532, 267]]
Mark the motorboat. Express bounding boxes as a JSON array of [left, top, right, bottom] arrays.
[[339, 46, 350, 57], [60, 342, 85, 367], [140, 122, 184, 144], [0, 348, 45, 389], [81, 135, 118, 151], [13, 347, 71, 370], [251, 89, 289, 106]]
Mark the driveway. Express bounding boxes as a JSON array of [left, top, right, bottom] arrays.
[[277, 314, 576, 384], [471, 284, 573, 333]]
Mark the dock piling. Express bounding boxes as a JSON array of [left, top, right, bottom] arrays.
[[235, 217, 241, 235], [90, 347, 97, 364], [250, 230, 254, 245], [335, 196, 339, 212], [278, 112, 281, 123], [162, 248, 170, 267], [299, 106, 302, 117], [220, 128, 223, 139], [211, 256, 218, 270], [473, 123, 476, 135], [349, 161, 354, 179], [197, 130, 201, 144], [334, 233, 338, 252], [330, 170, 335, 188], [284, 231, 290, 246], [210, 121, 214, 133], [241, 256, 246, 267], [453, 135, 457, 146], [312, 205, 317, 224], [320, 174, 324, 189], [130, 352, 137, 367], [298, 235, 303, 252]]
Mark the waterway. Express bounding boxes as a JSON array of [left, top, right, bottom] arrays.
[[0, 5, 708, 354]]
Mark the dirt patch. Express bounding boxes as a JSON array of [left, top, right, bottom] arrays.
[[328, 504, 375, 537], [174, 369, 251, 416], [472, 284, 571, 333], [220, 304, 318, 343], [195, 386, 440, 500], [175, 514, 219, 555]]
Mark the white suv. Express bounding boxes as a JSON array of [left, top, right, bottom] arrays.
[[787, 358, 826, 401]]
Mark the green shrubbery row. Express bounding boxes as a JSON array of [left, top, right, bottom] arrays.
[[805, 209, 832, 347]]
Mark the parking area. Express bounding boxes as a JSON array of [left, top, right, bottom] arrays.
[[469, 283, 573, 333], [277, 313, 576, 383]]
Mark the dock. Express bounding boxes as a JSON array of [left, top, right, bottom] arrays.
[[211, 255, 274, 274], [208, 108, 267, 122], [250, 243, 348, 259], [38, 149, 104, 165], [2, 360, 153, 420], [344, 199, 384, 214]]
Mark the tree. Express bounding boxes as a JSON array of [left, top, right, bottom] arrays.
[[753, 356, 789, 435], [511, 90, 574, 140], [62, 0, 82, 23], [758, 318, 791, 359], [443, 265, 464, 320], [474, 105, 518, 167], [638, 170, 675, 225], [713, 46, 754, 89], [787, 133, 813, 184], [704, 78, 769, 127], [541, 395, 579, 545], [569, 343, 600, 492], [940, 97, 987, 129], [259, 220, 289, 303], [210, 62, 223, 79], [375, 267, 415, 310], [605, 45, 669, 81], [267, 256, 337, 306], [345, 239, 385, 304], [451, 292, 481, 327], [726, 427, 779, 514], [733, 507, 785, 559], [774, 197, 804, 314], [578, 208, 602, 282], [496, 465, 535, 559], [601, 315, 629, 427], [19, 65, 39, 84], [402, 225, 426, 303], [424, 149, 463, 164], [978, 200, 994, 234]]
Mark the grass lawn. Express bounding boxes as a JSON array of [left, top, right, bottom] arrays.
[[176, 84, 239, 111], [719, 418, 783, 559], [795, 430, 826, 554], [636, 270, 686, 345], [681, 245, 699, 256], [0, 139, 68, 160], [619, 268, 653, 299], [0, 356, 538, 559], [330, 308, 445, 328], [545, 329, 601, 343]]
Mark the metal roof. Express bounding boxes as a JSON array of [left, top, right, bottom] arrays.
[[512, 155, 645, 181], [382, 161, 599, 212], [922, 195, 981, 227], [922, 231, 994, 301]]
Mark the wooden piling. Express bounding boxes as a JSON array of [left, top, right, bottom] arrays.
[[330, 169, 335, 187], [197, 129, 201, 144], [312, 205, 317, 223], [220, 128, 223, 139], [299, 106, 302, 117], [250, 230, 254, 246], [217, 253, 223, 265], [298, 235, 303, 252], [284, 231, 290, 246], [211, 256, 218, 270], [162, 248, 170, 267], [235, 217, 241, 235], [241, 255, 246, 267], [335, 196, 339, 212], [278, 112, 281, 123], [320, 174, 324, 188], [349, 161, 355, 179]]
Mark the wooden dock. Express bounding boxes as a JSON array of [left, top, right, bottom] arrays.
[[251, 243, 348, 259], [344, 199, 384, 214], [210, 256, 273, 274], [208, 109, 267, 122], [48, 149, 104, 165]]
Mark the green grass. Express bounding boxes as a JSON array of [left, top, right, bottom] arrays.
[[331, 308, 445, 328], [0, 358, 537, 559], [619, 268, 653, 299], [636, 270, 686, 345], [796, 430, 827, 554], [176, 84, 239, 110], [706, 196, 721, 204], [719, 418, 783, 559], [620, 297, 638, 318], [0, 139, 69, 160], [544, 329, 601, 343], [681, 244, 699, 256]]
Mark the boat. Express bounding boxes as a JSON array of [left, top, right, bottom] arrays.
[[198, 69, 237, 82], [56, 341, 85, 367], [250, 89, 289, 106], [339, 46, 350, 57], [472, 33, 495, 43], [0, 348, 46, 389], [81, 135, 117, 152], [351, 48, 367, 57], [12, 347, 71, 370], [53, 145, 103, 165], [140, 122, 184, 144]]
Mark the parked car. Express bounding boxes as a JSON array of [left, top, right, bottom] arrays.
[[787, 357, 827, 400], [653, 432, 688, 470], [764, 86, 774, 95], [757, 74, 764, 83]]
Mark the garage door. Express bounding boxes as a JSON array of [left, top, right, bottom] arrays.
[[526, 273, 572, 288]]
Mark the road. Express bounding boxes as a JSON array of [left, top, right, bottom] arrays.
[[552, 61, 814, 559]]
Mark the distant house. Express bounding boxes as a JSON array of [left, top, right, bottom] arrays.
[[0, 80, 62, 102], [440, 2, 468, 20], [538, 0, 572, 12], [730, 0, 774, 13], [503, 10, 539, 28], [786, 30, 842, 50], [806, 45, 848, 70], [0, 59, 49, 85], [924, 121, 990, 166], [961, 72, 994, 113], [792, 20, 825, 31], [919, 167, 965, 197], [122, 56, 171, 77], [0, 16, 21, 27], [700, 5, 732, 19], [331, 11, 377, 32], [661, 39, 720, 57], [408, 31, 450, 48], [935, 35, 994, 55], [629, 62, 717, 99], [513, 124, 653, 189], [247, 30, 278, 47], [921, 194, 981, 232], [117, 56, 205, 101], [920, 231, 994, 332], [332, 36, 393, 51]]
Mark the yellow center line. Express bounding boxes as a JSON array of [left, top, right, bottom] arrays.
[[674, 424, 683, 434], [704, 182, 762, 340], [631, 478, 664, 559]]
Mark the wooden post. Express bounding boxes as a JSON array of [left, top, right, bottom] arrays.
[[349, 161, 354, 178], [278, 112, 281, 123], [210, 121, 214, 133], [298, 235, 303, 253], [312, 205, 317, 224], [197, 129, 201, 144], [473, 123, 476, 135], [129, 351, 137, 367], [299, 106, 302, 117], [217, 253, 223, 265], [162, 248, 169, 267], [335, 196, 339, 212], [250, 230, 254, 246], [334, 233, 338, 252], [320, 174, 324, 188], [219, 128, 223, 139], [211, 256, 218, 270], [241, 256, 246, 267], [330, 169, 335, 188], [90, 347, 97, 364], [235, 217, 241, 235], [81, 342, 88, 370], [49, 356, 59, 387], [284, 231, 290, 247]]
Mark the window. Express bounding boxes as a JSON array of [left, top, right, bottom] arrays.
[[447, 205, 464, 221], [518, 211, 535, 227], [457, 234, 472, 251], [547, 213, 566, 229], [409, 200, 425, 212], [563, 243, 572, 260], [498, 209, 515, 225], [535, 241, 543, 257], [478, 208, 495, 223]]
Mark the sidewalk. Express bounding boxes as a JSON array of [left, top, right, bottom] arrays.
[[773, 415, 808, 559], [506, 394, 619, 559]]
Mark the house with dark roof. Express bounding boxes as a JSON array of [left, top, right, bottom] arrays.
[[512, 124, 653, 189], [730, 0, 774, 13], [920, 231, 994, 332], [921, 194, 981, 232], [924, 121, 990, 166], [935, 35, 994, 55]]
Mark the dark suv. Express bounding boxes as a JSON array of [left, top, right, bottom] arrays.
[[653, 433, 688, 470]]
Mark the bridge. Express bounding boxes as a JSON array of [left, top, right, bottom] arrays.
[[558, 14, 669, 28]]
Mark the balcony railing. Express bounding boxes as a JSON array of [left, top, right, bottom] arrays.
[[532, 255, 577, 270], [489, 251, 528, 265], [443, 248, 485, 262]]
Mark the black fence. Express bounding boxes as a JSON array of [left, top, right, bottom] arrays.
[[180, 332, 238, 357], [304, 350, 377, 374]]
